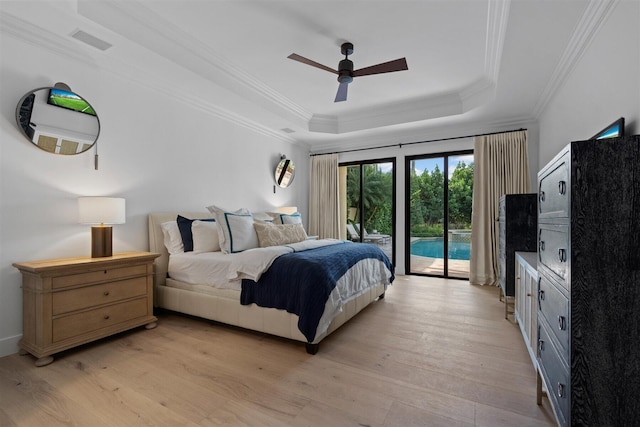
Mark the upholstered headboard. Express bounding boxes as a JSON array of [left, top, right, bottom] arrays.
[[148, 212, 214, 286]]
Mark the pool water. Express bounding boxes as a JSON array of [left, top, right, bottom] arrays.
[[411, 238, 471, 260]]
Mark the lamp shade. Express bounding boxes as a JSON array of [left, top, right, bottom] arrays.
[[78, 197, 126, 225], [276, 206, 298, 215]]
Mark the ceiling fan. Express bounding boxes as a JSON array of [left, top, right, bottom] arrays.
[[287, 42, 408, 102]]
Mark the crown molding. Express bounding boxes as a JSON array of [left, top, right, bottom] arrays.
[[77, 0, 312, 127], [0, 12, 93, 67], [307, 0, 510, 135], [532, 0, 619, 117], [485, 0, 511, 82], [77, 0, 512, 138], [1, 9, 302, 147], [307, 114, 537, 154]]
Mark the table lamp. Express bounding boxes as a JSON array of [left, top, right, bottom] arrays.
[[78, 197, 125, 257]]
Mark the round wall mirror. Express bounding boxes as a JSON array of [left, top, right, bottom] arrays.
[[15, 84, 100, 155], [275, 157, 295, 188]]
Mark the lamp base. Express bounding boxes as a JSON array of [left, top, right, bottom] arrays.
[[91, 226, 113, 258]]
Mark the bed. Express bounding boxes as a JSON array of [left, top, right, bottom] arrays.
[[148, 212, 394, 354]]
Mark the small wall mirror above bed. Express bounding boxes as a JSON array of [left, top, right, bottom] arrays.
[[15, 83, 100, 155], [275, 155, 295, 188]]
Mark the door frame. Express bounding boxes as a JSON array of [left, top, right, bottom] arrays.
[[404, 149, 473, 279], [339, 157, 396, 267]]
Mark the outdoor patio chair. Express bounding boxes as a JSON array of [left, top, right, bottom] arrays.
[[356, 224, 391, 244], [347, 223, 382, 244]]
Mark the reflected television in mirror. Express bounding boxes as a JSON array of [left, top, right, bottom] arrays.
[[16, 84, 100, 155], [47, 88, 96, 116]]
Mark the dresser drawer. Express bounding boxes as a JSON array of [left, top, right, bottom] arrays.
[[538, 151, 569, 219], [538, 321, 570, 426], [538, 224, 569, 286], [52, 297, 149, 342], [52, 277, 147, 315], [538, 275, 569, 361], [52, 264, 148, 289]]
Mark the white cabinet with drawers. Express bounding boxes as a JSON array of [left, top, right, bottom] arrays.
[[514, 251, 537, 369]]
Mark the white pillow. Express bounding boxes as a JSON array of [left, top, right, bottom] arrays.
[[192, 220, 221, 253], [270, 212, 302, 225], [252, 211, 274, 222], [160, 221, 184, 254], [206, 205, 258, 253]]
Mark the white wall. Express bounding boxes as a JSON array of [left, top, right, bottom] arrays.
[[0, 34, 309, 357], [538, 0, 640, 165]]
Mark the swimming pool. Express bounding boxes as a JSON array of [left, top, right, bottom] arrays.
[[411, 238, 471, 260]]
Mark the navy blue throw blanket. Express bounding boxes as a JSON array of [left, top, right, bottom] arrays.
[[240, 242, 394, 342]]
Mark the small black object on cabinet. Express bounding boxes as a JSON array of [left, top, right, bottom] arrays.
[[498, 194, 538, 312]]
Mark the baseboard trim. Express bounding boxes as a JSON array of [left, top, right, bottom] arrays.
[[0, 334, 21, 358]]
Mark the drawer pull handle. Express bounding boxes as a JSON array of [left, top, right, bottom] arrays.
[[539, 191, 545, 202], [103, 291, 110, 296], [558, 382, 565, 398], [104, 270, 108, 274], [558, 180, 567, 195], [539, 240, 545, 251], [538, 339, 544, 353], [539, 289, 545, 302], [526, 293, 532, 297], [558, 315, 566, 331], [558, 248, 567, 262], [103, 315, 110, 320]]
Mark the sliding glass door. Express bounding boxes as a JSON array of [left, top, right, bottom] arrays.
[[406, 151, 473, 279], [339, 159, 395, 265]]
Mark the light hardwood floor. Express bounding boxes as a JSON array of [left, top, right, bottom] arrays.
[[0, 275, 556, 426]]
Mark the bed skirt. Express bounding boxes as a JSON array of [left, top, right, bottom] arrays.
[[155, 279, 386, 344]]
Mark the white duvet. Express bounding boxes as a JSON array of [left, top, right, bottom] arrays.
[[168, 239, 393, 341], [168, 239, 342, 290]]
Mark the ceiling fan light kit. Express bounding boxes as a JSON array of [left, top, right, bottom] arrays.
[[288, 42, 408, 102]]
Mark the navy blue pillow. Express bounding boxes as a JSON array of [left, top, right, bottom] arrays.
[[176, 215, 215, 252]]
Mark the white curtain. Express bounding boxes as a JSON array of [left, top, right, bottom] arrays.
[[470, 130, 530, 286], [309, 153, 341, 239]]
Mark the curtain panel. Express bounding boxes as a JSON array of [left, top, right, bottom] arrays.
[[308, 154, 341, 239], [470, 130, 530, 286]]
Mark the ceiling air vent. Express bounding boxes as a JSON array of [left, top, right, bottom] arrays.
[[70, 29, 112, 51]]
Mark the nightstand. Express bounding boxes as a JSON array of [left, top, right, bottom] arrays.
[[13, 251, 159, 366]]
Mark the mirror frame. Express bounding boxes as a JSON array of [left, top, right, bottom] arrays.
[[275, 157, 295, 188], [15, 85, 101, 155]]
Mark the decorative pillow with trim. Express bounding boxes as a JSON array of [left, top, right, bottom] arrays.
[[192, 220, 221, 253], [161, 221, 184, 255], [269, 212, 302, 225], [176, 215, 215, 252], [206, 205, 257, 253], [254, 222, 308, 248]]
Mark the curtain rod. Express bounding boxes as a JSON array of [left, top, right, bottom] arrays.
[[309, 128, 527, 156]]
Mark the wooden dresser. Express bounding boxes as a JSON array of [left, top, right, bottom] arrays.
[[13, 251, 159, 366], [536, 136, 640, 426]]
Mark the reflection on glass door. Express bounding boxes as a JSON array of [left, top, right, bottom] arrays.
[[339, 159, 395, 265], [406, 151, 473, 279]]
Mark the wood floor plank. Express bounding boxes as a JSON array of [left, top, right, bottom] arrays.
[[0, 275, 554, 426]]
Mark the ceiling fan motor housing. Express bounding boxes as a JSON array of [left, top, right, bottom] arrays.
[[337, 59, 354, 83]]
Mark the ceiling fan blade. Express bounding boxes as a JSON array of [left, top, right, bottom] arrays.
[[353, 58, 408, 77], [334, 82, 348, 102], [287, 53, 338, 74]]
